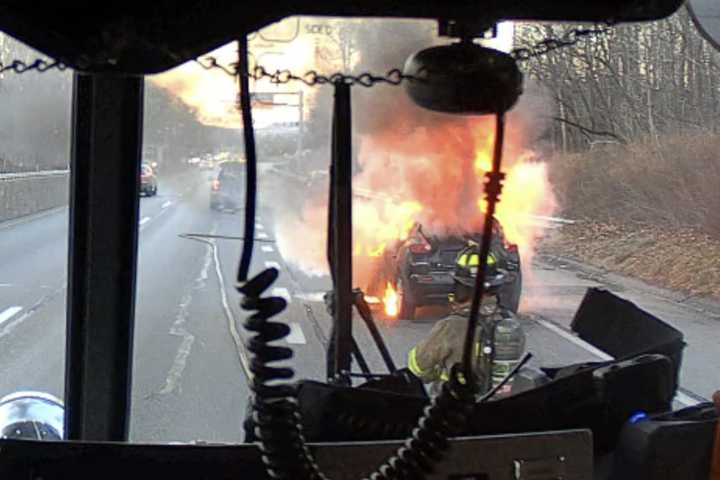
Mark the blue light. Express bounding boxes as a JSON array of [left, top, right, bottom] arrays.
[[629, 411, 648, 424]]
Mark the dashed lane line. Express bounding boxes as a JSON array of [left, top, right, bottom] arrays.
[[261, 245, 274, 253], [286, 322, 307, 345], [139, 216, 151, 226], [264, 261, 281, 270], [161, 201, 173, 209], [271, 287, 292, 304], [0, 306, 23, 326]]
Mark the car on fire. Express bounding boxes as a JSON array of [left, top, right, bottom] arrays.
[[367, 220, 522, 319]]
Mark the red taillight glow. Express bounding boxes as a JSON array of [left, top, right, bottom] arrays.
[[408, 232, 432, 254], [212, 179, 221, 191]]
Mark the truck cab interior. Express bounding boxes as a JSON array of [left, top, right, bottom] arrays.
[[1, 2, 718, 479]]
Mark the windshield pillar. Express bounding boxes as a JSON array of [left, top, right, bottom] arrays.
[[64, 73, 144, 441], [330, 82, 353, 383]]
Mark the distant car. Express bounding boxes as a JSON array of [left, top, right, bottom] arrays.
[[305, 169, 329, 189], [367, 220, 522, 319], [140, 163, 158, 196], [210, 161, 245, 210]]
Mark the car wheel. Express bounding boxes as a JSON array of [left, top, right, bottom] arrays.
[[397, 276, 416, 320], [499, 270, 522, 314]]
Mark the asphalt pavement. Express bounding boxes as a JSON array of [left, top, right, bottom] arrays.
[[0, 168, 717, 444]]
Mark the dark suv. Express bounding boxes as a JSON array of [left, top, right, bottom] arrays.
[[210, 161, 245, 211], [139, 163, 158, 196], [367, 220, 522, 319]]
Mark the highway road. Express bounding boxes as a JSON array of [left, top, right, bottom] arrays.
[[0, 168, 717, 444]]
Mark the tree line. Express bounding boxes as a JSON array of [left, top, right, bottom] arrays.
[[515, 8, 720, 152]]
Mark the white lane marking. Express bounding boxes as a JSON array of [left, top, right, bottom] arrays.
[[161, 201, 172, 209], [140, 216, 151, 226], [675, 391, 701, 407], [256, 223, 265, 230], [257, 232, 269, 239], [0, 306, 22, 326], [156, 246, 213, 395], [286, 322, 307, 345], [535, 318, 613, 361], [272, 287, 292, 304], [535, 317, 700, 407], [294, 292, 327, 302], [262, 245, 274, 253], [264, 261, 281, 270]]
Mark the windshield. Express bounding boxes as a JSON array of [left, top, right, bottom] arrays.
[[0, 34, 71, 409], [1, 10, 718, 446]]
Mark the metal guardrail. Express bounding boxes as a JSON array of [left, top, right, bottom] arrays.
[[0, 169, 69, 180]]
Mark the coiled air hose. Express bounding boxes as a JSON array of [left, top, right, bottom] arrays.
[[240, 267, 477, 479], [236, 33, 508, 476], [240, 268, 328, 480]]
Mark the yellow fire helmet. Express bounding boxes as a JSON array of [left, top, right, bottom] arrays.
[[453, 243, 500, 290]]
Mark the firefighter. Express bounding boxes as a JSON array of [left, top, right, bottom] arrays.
[[407, 242, 525, 395]]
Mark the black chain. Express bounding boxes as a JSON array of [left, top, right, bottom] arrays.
[[0, 58, 67, 74], [0, 23, 612, 79], [197, 22, 614, 86], [196, 57, 414, 86], [510, 22, 615, 61]]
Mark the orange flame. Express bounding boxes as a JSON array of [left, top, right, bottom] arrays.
[[354, 199, 422, 258], [383, 282, 399, 317], [274, 89, 558, 302]]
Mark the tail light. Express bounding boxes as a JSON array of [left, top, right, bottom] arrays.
[[502, 236, 519, 254], [211, 179, 221, 191], [408, 231, 432, 254]]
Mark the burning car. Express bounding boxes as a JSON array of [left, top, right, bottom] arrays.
[[367, 219, 522, 320]]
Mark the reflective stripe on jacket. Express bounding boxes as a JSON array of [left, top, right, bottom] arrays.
[[407, 302, 503, 385]]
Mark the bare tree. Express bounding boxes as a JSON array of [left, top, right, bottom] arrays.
[[516, 8, 720, 152]]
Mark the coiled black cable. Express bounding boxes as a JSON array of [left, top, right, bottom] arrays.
[[363, 368, 478, 480], [240, 110, 507, 479], [239, 268, 328, 480], [240, 268, 479, 480]]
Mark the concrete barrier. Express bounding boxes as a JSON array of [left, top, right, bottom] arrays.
[[0, 170, 69, 223]]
